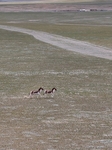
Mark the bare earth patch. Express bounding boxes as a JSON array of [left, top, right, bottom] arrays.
[[0, 25, 112, 60]]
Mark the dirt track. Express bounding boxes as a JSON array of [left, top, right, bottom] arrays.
[[0, 25, 112, 60]]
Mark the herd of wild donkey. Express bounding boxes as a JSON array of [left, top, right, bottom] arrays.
[[27, 87, 57, 98]]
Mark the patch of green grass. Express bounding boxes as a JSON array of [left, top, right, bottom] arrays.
[[1, 12, 112, 48], [11, 23, 112, 48]]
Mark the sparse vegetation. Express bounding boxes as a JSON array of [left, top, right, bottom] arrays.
[[0, 9, 112, 150]]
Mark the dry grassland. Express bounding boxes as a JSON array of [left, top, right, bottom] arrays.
[[0, 2, 112, 149]]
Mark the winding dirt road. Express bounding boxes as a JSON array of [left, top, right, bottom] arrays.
[[0, 25, 112, 60]]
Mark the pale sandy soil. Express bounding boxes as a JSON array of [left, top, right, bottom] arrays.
[[0, 25, 112, 60]]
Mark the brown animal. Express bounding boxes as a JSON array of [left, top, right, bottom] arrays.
[[44, 88, 57, 97], [30, 87, 44, 98]]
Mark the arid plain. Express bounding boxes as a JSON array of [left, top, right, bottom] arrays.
[[0, 0, 112, 150]]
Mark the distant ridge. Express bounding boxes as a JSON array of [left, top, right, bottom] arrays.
[[0, 0, 97, 5]]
